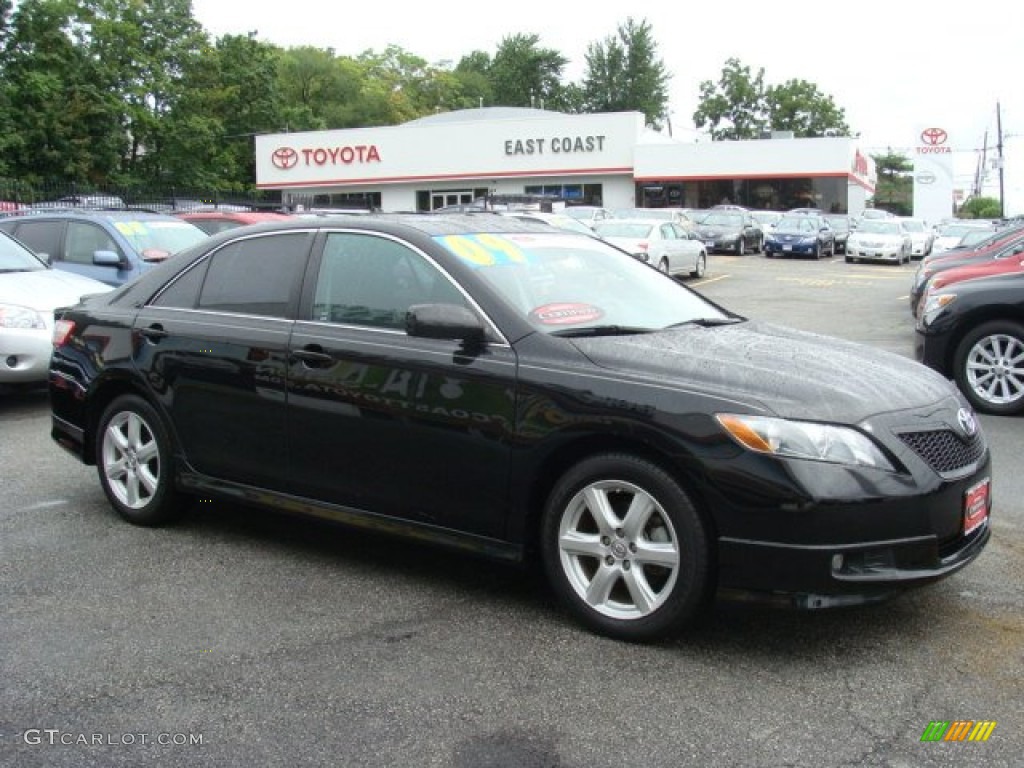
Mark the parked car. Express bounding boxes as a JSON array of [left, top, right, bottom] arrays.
[[900, 218, 936, 259], [500, 211, 597, 236], [610, 208, 695, 230], [855, 209, 895, 227], [592, 219, 707, 277], [0, 209, 209, 287], [0, 230, 112, 388], [845, 219, 912, 264], [562, 205, 615, 228], [931, 221, 996, 255], [751, 211, 783, 237], [763, 214, 835, 259], [916, 270, 1024, 415], [822, 214, 852, 254], [920, 248, 1024, 310], [177, 210, 293, 236], [48, 214, 991, 641], [910, 228, 1024, 315], [693, 210, 763, 254]]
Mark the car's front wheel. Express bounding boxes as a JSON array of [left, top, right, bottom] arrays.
[[953, 320, 1024, 415], [96, 394, 183, 526], [541, 454, 711, 641], [658, 257, 670, 274]]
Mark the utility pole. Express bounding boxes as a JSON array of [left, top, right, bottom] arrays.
[[997, 101, 1005, 218]]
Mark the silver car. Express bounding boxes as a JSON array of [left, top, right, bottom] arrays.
[[0, 230, 112, 387], [593, 219, 707, 278]]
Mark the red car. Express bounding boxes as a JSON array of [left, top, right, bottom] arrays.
[[923, 250, 1024, 303], [176, 210, 292, 235]]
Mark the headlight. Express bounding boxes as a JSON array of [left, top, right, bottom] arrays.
[[716, 413, 894, 470], [0, 304, 46, 330], [919, 292, 957, 326]]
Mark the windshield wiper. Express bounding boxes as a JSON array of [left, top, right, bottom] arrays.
[[665, 317, 744, 329], [550, 325, 654, 338]]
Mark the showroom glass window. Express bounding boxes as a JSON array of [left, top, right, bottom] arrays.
[[313, 232, 468, 330], [154, 233, 309, 317]]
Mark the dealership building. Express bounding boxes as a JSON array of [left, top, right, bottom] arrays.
[[254, 108, 877, 215]]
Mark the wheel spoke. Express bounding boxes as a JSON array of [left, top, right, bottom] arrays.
[[622, 568, 656, 614], [582, 486, 619, 535], [633, 540, 680, 569], [621, 494, 656, 540], [584, 564, 619, 608], [559, 530, 605, 559], [135, 440, 159, 464]]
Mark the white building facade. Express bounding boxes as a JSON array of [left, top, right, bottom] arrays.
[[254, 108, 877, 215]]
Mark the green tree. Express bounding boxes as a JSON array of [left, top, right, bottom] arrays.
[[581, 17, 670, 128], [488, 33, 568, 109], [692, 58, 768, 140], [766, 79, 850, 138], [959, 195, 1001, 219], [871, 150, 913, 215]]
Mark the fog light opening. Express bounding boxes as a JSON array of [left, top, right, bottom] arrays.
[[5, 355, 17, 369]]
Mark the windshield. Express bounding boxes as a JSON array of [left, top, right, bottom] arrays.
[[0, 231, 47, 271], [901, 220, 926, 233], [592, 221, 656, 239], [698, 212, 743, 227], [434, 232, 731, 334], [959, 229, 998, 246], [857, 221, 902, 235], [823, 216, 849, 232], [776, 216, 820, 233], [111, 219, 209, 256]]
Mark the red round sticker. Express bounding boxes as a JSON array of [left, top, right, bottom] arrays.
[[530, 303, 605, 326]]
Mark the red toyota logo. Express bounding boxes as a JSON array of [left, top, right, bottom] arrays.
[[920, 128, 948, 146], [271, 147, 299, 170]]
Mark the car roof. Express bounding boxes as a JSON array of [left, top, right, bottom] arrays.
[[2, 208, 193, 222]]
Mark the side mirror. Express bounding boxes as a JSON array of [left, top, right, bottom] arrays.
[[406, 303, 486, 345], [93, 250, 123, 267]]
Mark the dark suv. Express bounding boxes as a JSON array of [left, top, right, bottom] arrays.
[[0, 209, 208, 287]]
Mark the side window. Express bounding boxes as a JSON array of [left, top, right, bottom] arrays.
[[10, 220, 63, 261], [197, 233, 310, 318], [150, 259, 209, 309], [66, 222, 120, 265], [314, 232, 468, 330], [660, 224, 676, 241]]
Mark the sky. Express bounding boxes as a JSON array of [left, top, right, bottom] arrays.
[[191, 0, 1024, 215]]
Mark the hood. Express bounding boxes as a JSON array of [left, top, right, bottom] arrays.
[[0, 269, 112, 312], [571, 320, 956, 423]]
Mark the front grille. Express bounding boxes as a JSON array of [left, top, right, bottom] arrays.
[[897, 429, 985, 475]]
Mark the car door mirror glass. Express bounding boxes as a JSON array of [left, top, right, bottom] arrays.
[[406, 303, 485, 344]]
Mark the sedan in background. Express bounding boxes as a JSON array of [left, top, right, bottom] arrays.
[[610, 208, 696, 231], [931, 221, 996, 255], [48, 214, 991, 641], [763, 214, 835, 259], [501, 211, 597, 236], [693, 210, 763, 254], [823, 214, 852, 254], [177, 210, 292, 235], [900, 218, 936, 259], [845, 219, 912, 264], [0, 230, 111, 388], [919, 249, 1024, 310], [563, 205, 615, 228], [593, 219, 707, 278], [916, 271, 1024, 415]]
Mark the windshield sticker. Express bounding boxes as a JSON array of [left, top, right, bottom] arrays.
[[530, 303, 605, 326], [114, 221, 150, 235], [438, 234, 528, 267]]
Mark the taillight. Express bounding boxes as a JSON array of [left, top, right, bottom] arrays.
[[53, 319, 76, 347], [637, 241, 649, 251]]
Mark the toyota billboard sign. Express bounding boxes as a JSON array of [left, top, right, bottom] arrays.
[[913, 125, 954, 224]]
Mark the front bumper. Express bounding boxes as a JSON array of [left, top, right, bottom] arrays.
[[0, 327, 53, 383], [848, 244, 903, 261], [764, 240, 816, 256]]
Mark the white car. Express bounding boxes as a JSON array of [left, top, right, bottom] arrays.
[[899, 217, 936, 259], [592, 219, 707, 278], [931, 222, 996, 255], [0, 231, 112, 387], [500, 211, 597, 236], [845, 219, 912, 264]]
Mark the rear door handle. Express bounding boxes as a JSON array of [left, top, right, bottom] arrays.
[[139, 325, 168, 341], [292, 347, 334, 367]]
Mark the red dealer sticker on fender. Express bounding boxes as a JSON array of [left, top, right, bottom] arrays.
[[530, 303, 604, 326]]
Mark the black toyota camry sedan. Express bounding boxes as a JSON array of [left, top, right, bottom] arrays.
[[48, 214, 992, 641]]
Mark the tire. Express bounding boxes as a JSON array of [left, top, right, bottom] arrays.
[[844, 255, 852, 263], [540, 453, 711, 641], [953, 320, 1024, 415], [658, 257, 670, 274], [737, 238, 745, 256], [689, 252, 706, 279], [814, 242, 822, 260], [96, 394, 182, 526], [756, 236, 764, 253]]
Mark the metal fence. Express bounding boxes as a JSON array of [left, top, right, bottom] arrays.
[[0, 180, 290, 213]]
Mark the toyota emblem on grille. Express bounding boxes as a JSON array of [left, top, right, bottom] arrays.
[[957, 408, 977, 437], [271, 147, 299, 170], [920, 128, 948, 146]]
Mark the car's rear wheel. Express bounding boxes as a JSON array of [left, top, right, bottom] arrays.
[[658, 257, 670, 274], [97, 394, 183, 526], [690, 252, 706, 278], [737, 238, 745, 256], [541, 454, 710, 641], [953, 321, 1024, 415], [814, 242, 822, 259]]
